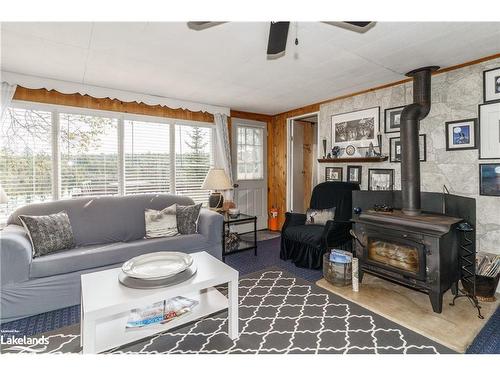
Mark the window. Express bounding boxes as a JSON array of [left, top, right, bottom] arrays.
[[0, 108, 52, 221], [0, 103, 216, 224], [124, 120, 170, 194], [175, 124, 213, 204], [236, 126, 264, 180], [60, 113, 118, 198]]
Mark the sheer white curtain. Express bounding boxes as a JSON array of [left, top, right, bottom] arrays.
[[214, 113, 233, 200], [1, 82, 17, 121]]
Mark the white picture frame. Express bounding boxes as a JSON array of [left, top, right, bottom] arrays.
[[479, 102, 500, 159], [331, 107, 380, 148]]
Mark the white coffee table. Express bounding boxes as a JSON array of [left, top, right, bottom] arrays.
[[80, 251, 239, 354]]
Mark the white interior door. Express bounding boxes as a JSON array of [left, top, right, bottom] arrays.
[[231, 118, 267, 230]]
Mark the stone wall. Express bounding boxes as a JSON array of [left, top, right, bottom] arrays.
[[318, 57, 500, 256]]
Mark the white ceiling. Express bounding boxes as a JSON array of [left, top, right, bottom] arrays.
[[2, 22, 500, 115]]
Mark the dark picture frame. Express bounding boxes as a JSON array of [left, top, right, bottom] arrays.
[[325, 167, 343, 182], [347, 165, 362, 184], [479, 102, 500, 159], [331, 107, 380, 148], [483, 67, 500, 104], [479, 164, 500, 196], [384, 105, 405, 134], [368, 168, 394, 191], [389, 134, 426, 162], [445, 118, 478, 151]]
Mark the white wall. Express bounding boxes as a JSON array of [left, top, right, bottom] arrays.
[[318, 58, 500, 256]]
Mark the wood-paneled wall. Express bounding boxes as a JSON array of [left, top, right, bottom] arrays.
[[268, 104, 320, 227], [13, 87, 215, 123]]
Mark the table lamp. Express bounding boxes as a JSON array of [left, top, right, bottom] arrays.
[[202, 169, 233, 210]]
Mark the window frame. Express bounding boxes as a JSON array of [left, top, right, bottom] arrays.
[[235, 123, 266, 181], [2, 100, 217, 213]]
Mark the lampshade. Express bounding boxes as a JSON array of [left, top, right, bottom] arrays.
[[202, 169, 233, 190], [0, 184, 8, 204]]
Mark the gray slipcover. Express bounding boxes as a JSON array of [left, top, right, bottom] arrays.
[[0, 194, 223, 323]]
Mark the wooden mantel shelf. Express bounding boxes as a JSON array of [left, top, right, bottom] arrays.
[[317, 156, 388, 163]]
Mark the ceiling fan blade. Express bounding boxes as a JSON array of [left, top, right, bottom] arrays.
[[267, 21, 290, 59], [323, 21, 375, 33], [187, 22, 226, 31]]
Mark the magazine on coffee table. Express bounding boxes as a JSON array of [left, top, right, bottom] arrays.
[[126, 296, 199, 329]]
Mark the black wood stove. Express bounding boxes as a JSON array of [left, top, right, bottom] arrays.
[[351, 66, 475, 313], [353, 210, 462, 313]]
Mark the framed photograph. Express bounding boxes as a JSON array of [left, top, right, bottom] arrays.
[[483, 67, 500, 103], [389, 134, 426, 162], [368, 169, 394, 191], [479, 164, 500, 196], [331, 107, 380, 148], [479, 102, 500, 159], [347, 165, 362, 184], [325, 167, 343, 182], [445, 119, 478, 151], [384, 106, 405, 133]]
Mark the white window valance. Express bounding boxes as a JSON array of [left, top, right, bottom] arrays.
[[1, 71, 230, 116]]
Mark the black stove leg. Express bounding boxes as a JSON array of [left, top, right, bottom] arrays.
[[451, 281, 458, 296], [429, 291, 443, 313], [358, 268, 364, 283]]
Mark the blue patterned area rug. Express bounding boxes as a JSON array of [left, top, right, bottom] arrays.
[[1, 268, 453, 354], [1, 237, 498, 353]]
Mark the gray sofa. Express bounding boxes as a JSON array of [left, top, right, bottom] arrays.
[[0, 194, 223, 323]]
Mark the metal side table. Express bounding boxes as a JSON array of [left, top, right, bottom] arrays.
[[222, 213, 257, 261]]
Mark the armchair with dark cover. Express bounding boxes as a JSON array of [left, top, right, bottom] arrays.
[[280, 181, 360, 269]]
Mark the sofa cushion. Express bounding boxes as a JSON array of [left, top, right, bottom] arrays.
[[19, 211, 75, 257], [176, 203, 202, 234], [145, 204, 179, 238], [305, 207, 335, 225], [30, 234, 206, 278], [8, 194, 195, 247], [283, 224, 324, 247]]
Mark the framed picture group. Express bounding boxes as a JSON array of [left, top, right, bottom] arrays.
[[324, 165, 362, 185], [478, 66, 500, 197], [322, 65, 500, 197]]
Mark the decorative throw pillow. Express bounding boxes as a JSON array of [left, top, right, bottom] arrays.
[[176, 203, 202, 234], [145, 204, 179, 239], [18, 211, 75, 258], [305, 207, 336, 226]]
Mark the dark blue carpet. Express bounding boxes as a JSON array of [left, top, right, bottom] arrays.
[[1, 237, 498, 353]]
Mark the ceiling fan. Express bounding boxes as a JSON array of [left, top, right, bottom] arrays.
[[187, 21, 375, 59]]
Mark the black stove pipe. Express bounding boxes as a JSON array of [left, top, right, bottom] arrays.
[[400, 66, 439, 216]]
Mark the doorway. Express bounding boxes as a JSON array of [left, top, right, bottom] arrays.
[[287, 113, 319, 213]]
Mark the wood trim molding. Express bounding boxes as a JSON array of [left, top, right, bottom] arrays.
[[13, 87, 215, 123], [230, 110, 273, 123], [273, 52, 500, 117]]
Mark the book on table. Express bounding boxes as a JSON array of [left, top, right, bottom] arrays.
[[126, 296, 199, 329]]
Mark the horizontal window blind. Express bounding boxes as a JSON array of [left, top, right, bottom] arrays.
[[0, 108, 53, 223], [60, 113, 118, 198], [0, 104, 216, 224], [124, 120, 170, 195], [175, 124, 213, 204]]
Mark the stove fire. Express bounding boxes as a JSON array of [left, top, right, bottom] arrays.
[[367, 238, 420, 275]]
